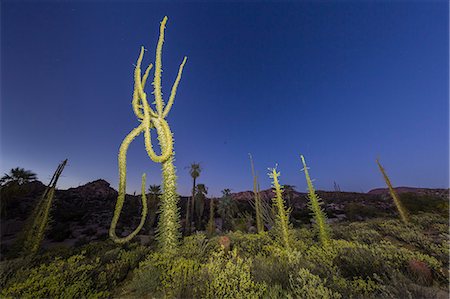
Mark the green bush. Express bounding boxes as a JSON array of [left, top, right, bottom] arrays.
[[332, 222, 382, 244], [334, 245, 389, 279], [252, 245, 309, 290], [204, 248, 266, 299], [400, 193, 449, 216], [376, 220, 448, 262], [130, 251, 202, 298], [344, 202, 385, 221], [289, 268, 342, 299], [262, 283, 292, 299], [179, 233, 210, 261], [227, 231, 273, 257], [1, 254, 109, 298]]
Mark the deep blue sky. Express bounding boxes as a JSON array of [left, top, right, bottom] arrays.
[[1, 1, 448, 197]]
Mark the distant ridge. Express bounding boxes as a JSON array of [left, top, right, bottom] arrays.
[[368, 186, 448, 197]]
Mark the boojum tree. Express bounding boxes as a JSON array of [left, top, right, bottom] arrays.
[[109, 16, 187, 253], [249, 153, 264, 233], [300, 155, 331, 248], [268, 166, 291, 249], [376, 159, 409, 224]]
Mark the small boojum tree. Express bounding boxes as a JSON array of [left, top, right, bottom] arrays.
[[249, 153, 264, 234], [376, 159, 409, 224], [268, 166, 291, 249], [300, 155, 331, 248]]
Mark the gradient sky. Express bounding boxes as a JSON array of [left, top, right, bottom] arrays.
[[1, 1, 448, 197]]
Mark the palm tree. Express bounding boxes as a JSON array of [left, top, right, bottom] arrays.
[[185, 163, 201, 234], [194, 184, 208, 230], [1, 167, 37, 217], [0, 167, 37, 187], [146, 185, 161, 231]]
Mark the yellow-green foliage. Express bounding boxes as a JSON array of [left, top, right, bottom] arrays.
[[1, 254, 108, 299], [300, 155, 331, 248], [249, 153, 264, 233], [204, 248, 267, 299], [268, 166, 291, 249], [130, 251, 202, 298], [289, 268, 342, 299], [109, 16, 187, 250], [376, 159, 409, 223], [227, 231, 272, 257], [180, 233, 210, 260], [22, 159, 67, 256]]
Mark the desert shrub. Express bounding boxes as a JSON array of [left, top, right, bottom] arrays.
[[375, 271, 448, 299], [400, 193, 449, 216], [233, 212, 253, 233], [334, 239, 446, 285], [334, 245, 389, 279], [377, 241, 443, 276], [203, 248, 266, 299], [344, 202, 384, 221], [101, 247, 122, 263], [407, 259, 433, 286], [291, 227, 315, 246], [252, 246, 308, 290], [130, 251, 202, 298], [0, 258, 31, 289], [302, 243, 338, 280], [376, 220, 448, 261], [410, 213, 448, 229], [289, 268, 342, 299], [96, 243, 149, 290], [227, 231, 273, 257], [347, 276, 387, 298], [47, 222, 72, 241], [1, 254, 109, 298], [263, 283, 292, 299], [128, 265, 162, 297], [179, 233, 210, 261], [332, 222, 382, 244], [162, 257, 203, 298]]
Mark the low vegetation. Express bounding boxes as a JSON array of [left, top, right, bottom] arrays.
[[1, 212, 448, 298]]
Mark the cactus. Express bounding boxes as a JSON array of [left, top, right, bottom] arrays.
[[249, 153, 264, 233], [376, 159, 409, 223], [22, 159, 67, 255], [268, 166, 291, 249], [300, 155, 331, 248], [109, 16, 187, 252]]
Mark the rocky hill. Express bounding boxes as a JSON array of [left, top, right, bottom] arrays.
[[1, 179, 447, 257], [368, 187, 448, 199]]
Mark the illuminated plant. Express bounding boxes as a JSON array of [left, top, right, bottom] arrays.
[[249, 153, 264, 233], [268, 166, 291, 249], [376, 159, 409, 223], [300, 155, 331, 248], [109, 16, 187, 253], [23, 159, 67, 255]]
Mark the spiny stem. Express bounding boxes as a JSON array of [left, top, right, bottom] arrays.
[[376, 159, 409, 224], [300, 155, 331, 248]]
